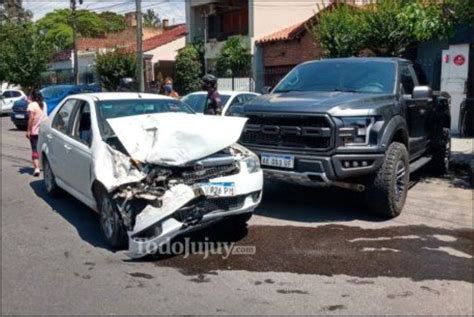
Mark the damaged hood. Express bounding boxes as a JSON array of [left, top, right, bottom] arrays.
[[107, 112, 247, 166]]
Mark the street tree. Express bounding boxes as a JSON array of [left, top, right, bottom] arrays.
[[215, 36, 252, 77], [98, 11, 127, 33], [174, 45, 202, 95], [311, 4, 366, 58], [0, 21, 52, 89], [143, 9, 161, 28], [95, 50, 137, 91]]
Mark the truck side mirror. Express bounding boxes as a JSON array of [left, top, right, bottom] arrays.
[[261, 86, 272, 95], [412, 86, 432, 100]]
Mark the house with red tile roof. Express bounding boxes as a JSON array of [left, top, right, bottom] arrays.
[[48, 22, 187, 86]]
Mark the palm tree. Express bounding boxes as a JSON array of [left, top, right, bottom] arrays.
[[143, 9, 161, 28]]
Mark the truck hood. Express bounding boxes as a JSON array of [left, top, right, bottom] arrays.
[[243, 91, 396, 116], [107, 113, 247, 166]]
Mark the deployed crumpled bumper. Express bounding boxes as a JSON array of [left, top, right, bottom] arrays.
[[128, 168, 263, 258]]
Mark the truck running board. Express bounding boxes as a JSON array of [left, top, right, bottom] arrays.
[[409, 156, 432, 174]]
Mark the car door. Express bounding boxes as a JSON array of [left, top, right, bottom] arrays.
[[62, 100, 94, 201], [401, 64, 430, 157], [47, 99, 79, 183], [2, 91, 14, 111]]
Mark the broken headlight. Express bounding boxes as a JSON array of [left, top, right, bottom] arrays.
[[243, 154, 261, 174], [338, 117, 375, 145]]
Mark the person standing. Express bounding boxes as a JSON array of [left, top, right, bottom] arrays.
[[26, 89, 46, 177], [201, 74, 222, 115], [163, 77, 179, 98]]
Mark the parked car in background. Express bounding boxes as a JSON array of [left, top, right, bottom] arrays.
[[182, 91, 259, 116], [38, 93, 263, 258], [10, 84, 101, 130], [1, 89, 26, 115]]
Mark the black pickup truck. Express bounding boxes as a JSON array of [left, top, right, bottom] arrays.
[[234, 57, 451, 218]]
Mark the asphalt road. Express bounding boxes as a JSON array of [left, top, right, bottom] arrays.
[[1, 116, 473, 315]]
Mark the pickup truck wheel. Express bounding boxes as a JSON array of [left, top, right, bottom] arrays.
[[430, 128, 451, 175], [97, 191, 128, 249], [364, 142, 409, 218], [43, 158, 60, 197]]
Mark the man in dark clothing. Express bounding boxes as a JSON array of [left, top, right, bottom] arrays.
[[201, 74, 222, 115]]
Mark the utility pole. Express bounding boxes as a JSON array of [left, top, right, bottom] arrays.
[[202, 11, 209, 73], [70, 0, 82, 85], [135, 0, 145, 92]]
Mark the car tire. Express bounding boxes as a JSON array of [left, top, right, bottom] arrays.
[[43, 157, 61, 197], [430, 127, 451, 175], [96, 189, 128, 249], [364, 142, 410, 218]]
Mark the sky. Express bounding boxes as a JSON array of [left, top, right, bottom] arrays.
[[24, 0, 186, 24]]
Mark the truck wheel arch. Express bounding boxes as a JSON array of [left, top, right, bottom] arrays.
[[380, 116, 409, 150]]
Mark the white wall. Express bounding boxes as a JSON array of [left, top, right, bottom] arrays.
[[147, 37, 187, 64]]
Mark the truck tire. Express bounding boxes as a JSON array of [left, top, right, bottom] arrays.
[[430, 127, 451, 175], [364, 142, 409, 218], [95, 188, 128, 249]]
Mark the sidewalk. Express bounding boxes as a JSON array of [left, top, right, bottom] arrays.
[[452, 137, 473, 165]]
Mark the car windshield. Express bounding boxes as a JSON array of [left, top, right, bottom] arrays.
[[273, 60, 396, 94], [41, 86, 73, 99], [181, 93, 231, 113], [97, 99, 194, 139]]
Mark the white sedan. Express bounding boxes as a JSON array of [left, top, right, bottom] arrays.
[[181, 91, 259, 115], [38, 93, 263, 258], [1, 89, 26, 114]]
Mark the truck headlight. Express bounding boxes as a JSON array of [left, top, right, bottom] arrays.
[[243, 155, 261, 173], [338, 117, 375, 145]]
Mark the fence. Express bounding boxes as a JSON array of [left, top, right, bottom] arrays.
[[40, 68, 96, 86], [217, 77, 255, 92]]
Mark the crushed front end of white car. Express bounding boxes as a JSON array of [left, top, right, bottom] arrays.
[[94, 113, 263, 258]]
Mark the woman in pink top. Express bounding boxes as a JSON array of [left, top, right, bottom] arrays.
[[26, 89, 46, 177]]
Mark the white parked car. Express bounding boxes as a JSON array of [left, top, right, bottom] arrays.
[[38, 93, 263, 258], [1, 89, 26, 114], [181, 91, 260, 116]]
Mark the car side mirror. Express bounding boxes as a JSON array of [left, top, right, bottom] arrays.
[[261, 86, 272, 95], [227, 104, 245, 117], [412, 86, 432, 100]]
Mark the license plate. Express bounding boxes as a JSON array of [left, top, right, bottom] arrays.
[[200, 182, 236, 197], [261, 153, 295, 169], [14, 114, 25, 119]]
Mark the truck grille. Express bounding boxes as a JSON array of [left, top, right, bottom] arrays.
[[240, 114, 333, 151]]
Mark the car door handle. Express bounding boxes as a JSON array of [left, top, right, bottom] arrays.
[[64, 144, 72, 151]]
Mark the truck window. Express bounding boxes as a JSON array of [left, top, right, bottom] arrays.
[[400, 65, 415, 95]]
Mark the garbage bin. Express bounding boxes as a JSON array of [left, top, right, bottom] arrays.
[[460, 98, 473, 137]]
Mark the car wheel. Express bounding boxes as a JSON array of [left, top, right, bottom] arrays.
[[430, 127, 451, 175], [364, 142, 409, 218], [43, 158, 60, 197], [96, 190, 128, 249]]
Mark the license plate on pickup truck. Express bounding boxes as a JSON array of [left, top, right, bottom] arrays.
[[14, 114, 25, 119], [200, 182, 236, 197], [261, 153, 295, 169]]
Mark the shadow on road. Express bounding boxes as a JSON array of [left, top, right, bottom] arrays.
[[29, 179, 112, 251]]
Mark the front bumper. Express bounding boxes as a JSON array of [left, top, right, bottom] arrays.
[[248, 148, 385, 186], [128, 168, 263, 258], [10, 111, 28, 126]]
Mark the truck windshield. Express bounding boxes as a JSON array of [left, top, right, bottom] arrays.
[[273, 60, 396, 94]]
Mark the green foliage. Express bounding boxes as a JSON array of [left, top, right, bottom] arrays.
[[143, 9, 161, 28], [444, 0, 474, 26], [215, 36, 252, 77], [95, 50, 137, 91], [0, 21, 53, 89], [311, 5, 366, 58], [3, 0, 32, 21], [313, 0, 458, 58], [174, 45, 202, 95], [98, 11, 127, 33], [35, 9, 127, 52]]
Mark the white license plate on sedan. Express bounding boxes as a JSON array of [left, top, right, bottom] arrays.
[[14, 114, 25, 119], [200, 182, 236, 197], [261, 153, 295, 169]]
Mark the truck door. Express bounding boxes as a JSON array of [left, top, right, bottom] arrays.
[[401, 64, 431, 158]]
